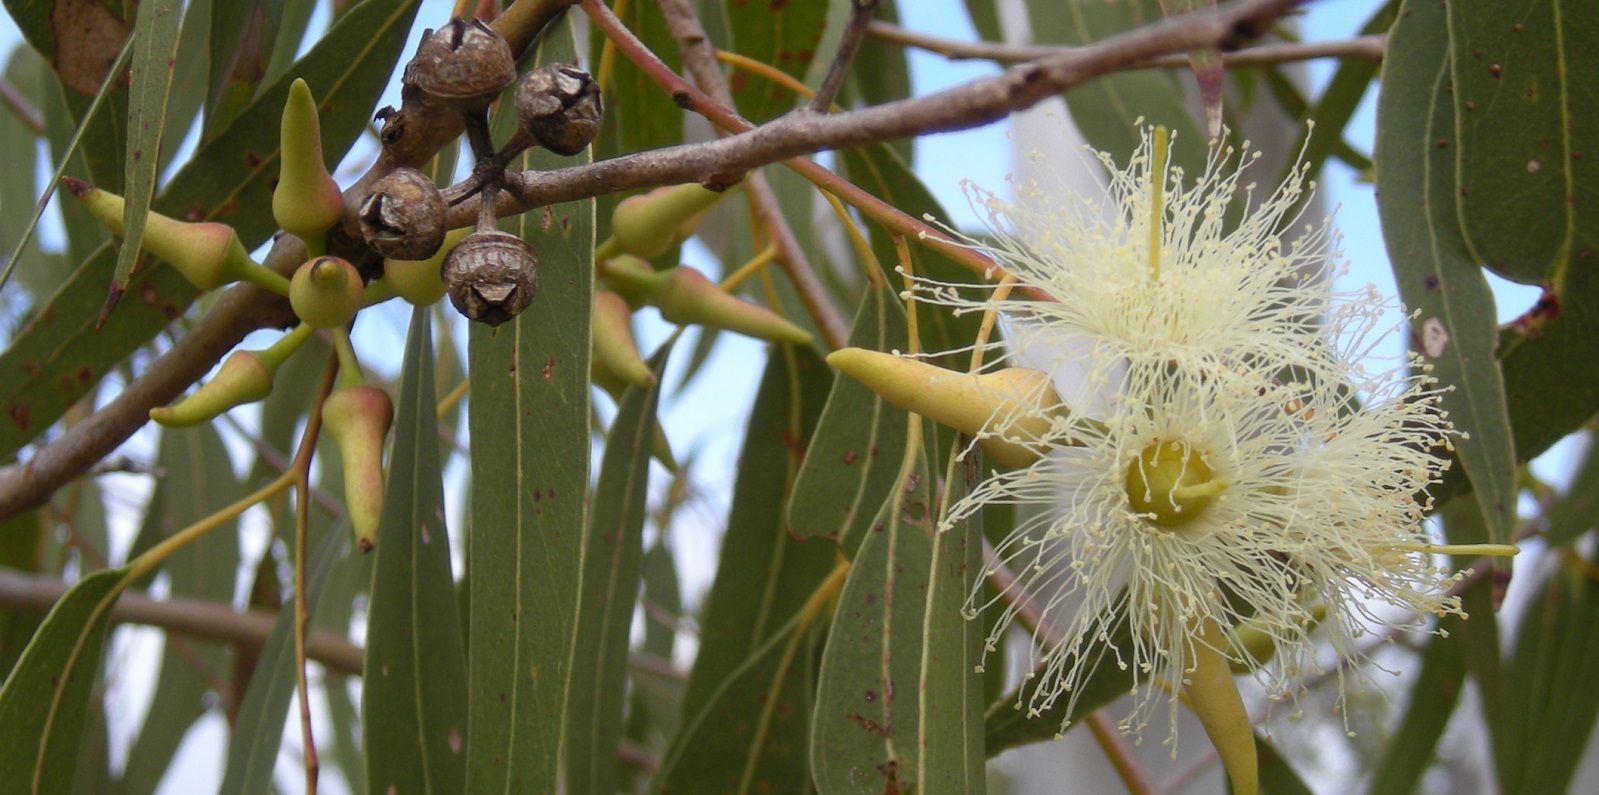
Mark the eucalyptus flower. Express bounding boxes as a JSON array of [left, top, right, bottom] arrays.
[[883, 129, 1511, 754]]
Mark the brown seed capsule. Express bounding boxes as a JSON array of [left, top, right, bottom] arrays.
[[443, 230, 539, 326], [404, 18, 517, 113], [359, 168, 447, 260], [515, 64, 602, 156]]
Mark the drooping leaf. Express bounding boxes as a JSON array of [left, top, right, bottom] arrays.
[[1377, 0, 1516, 546], [109, 0, 183, 300], [788, 279, 908, 551], [658, 348, 836, 792], [0, 567, 124, 794], [810, 424, 986, 793], [565, 345, 671, 795], [466, 16, 596, 791], [1500, 554, 1599, 795], [219, 525, 349, 795], [1367, 628, 1467, 795], [1445, 0, 1599, 286], [0, 0, 420, 462], [118, 424, 241, 795], [363, 307, 468, 794], [725, 0, 834, 122], [1544, 441, 1599, 547]]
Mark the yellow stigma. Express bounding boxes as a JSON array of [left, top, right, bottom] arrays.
[[1125, 439, 1226, 528]]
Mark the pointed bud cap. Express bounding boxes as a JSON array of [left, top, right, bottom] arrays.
[[404, 18, 516, 113], [323, 385, 394, 553], [64, 177, 260, 291], [443, 230, 539, 326], [149, 351, 274, 427], [826, 348, 1064, 468], [274, 79, 344, 241], [655, 267, 812, 346], [359, 168, 447, 260], [592, 290, 654, 389], [290, 256, 364, 328], [384, 226, 469, 306], [611, 184, 727, 260]]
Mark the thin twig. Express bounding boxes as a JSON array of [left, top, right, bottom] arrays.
[[652, 0, 851, 350], [0, 77, 45, 135], [0, 567, 365, 674], [865, 22, 1384, 67], [810, 0, 880, 112], [293, 357, 339, 795]]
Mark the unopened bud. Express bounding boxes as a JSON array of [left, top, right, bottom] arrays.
[[516, 64, 602, 156], [359, 168, 448, 260], [610, 184, 729, 260], [63, 177, 286, 293], [442, 230, 539, 326], [149, 351, 274, 427], [323, 385, 394, 553], [592, 290, 654, 389], [289, 256, 364, 329], [655, 267, 811, 345], [826, 348, 1065, 468], [1228, 604, 1328, 674], [405, 18, 516, 113], [384, 226, 469, 306], [273, 79, 344, 242], [597, 254, 661, 307]]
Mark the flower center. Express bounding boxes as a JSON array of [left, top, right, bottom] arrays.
[[1125, 439, 1227, 528]]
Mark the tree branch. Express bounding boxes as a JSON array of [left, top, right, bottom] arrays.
[[474, 0, 1299, 287], [0, 0, 580, 524], [865, 21, 1384, 67], [810, 0, 880, 113], [653, 0, 850, 350], [0, 567, 365, 674]]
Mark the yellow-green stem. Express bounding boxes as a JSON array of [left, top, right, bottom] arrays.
[[1149, 126, 1169, 282]]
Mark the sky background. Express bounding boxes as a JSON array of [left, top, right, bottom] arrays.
[[0, 0, 1580, 791]]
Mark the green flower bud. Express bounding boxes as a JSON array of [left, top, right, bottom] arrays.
[[610, 184, 728, 260], [149, 324, 313, 427], [384, 226, 470, 306], [592, 290, 654, 389], [63, 177, 288, 294], [273, 79, 344, 242], [654, 267, 811, 346], [289, 256, 364, 329], [597, 254, 666, 307], [149, 351, 274, 428], [591, 361, 678, 473], [323, 385, 393, 553]]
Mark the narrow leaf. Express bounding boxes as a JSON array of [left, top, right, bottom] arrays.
[[466, 17, 595, 790], [1377, 0, 1517, 546], [788, 280, 909, 550], [565, 345, 671, 795], [220, 525, 347, 795], [364, 308, 468, 794], [810, 425, 986, 793], [0, 567, 124, 794], [1367, 629, 1467, 795], [658, 348, 836, 792], [108, 0, 183, 308]]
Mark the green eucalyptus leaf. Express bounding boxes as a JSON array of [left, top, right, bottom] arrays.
[[363, 308, 468, 794], [565, 345, 671, 795], [466, 16, 595, 791], [1377, 0, 1516, 545]]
